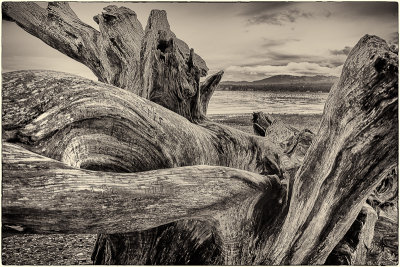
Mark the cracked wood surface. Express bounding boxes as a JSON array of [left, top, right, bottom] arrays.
[[2, 70, 284, 177]]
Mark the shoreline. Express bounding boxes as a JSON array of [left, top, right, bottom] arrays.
[[209, 113, 323, 134]]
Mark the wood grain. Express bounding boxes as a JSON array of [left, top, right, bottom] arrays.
[[262, 34, 398, 265], [3, 142, 284, 235]]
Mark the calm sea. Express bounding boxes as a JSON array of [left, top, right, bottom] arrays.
[[208, 90, 329, 115]]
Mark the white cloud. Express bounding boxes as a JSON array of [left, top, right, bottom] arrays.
[[2, 56, 97, 81], [225, 62, 343, 81], [2, 2, 395, 85]]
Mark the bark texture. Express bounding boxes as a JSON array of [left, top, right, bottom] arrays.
[[2, 2, 220, 121], [252, 111, 315, 173], [2, 70, 284, 176], [253, 107, 398, 266]]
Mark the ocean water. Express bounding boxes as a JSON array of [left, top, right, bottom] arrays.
[[207, 90, 329, 115]]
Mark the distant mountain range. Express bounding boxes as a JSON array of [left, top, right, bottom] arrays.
[[219, 75, 338, 92]]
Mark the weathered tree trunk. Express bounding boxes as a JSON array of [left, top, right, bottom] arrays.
[[259, 34, 397, 265], [2, 34, 397, 264], [254, 113, 398, 265], [89, 34, 398, 265], [2, 2, 220, 121]]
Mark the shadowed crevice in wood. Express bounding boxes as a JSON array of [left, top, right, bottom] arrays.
[[2, 70, 284, 177], [325, 204, 378, 265], [92, 220, 224, 265]]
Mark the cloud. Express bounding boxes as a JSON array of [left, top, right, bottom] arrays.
[[264, 50, 307, 62], [319, 57, 346, 68], [341, 2, 398, 18], [239, 2, 295, 16], [324, 2, 398, 24], [242, 48, 347, 68], [226, 62, 342, 80], [241, 2, 398, 27], [330, 46, 353, 56], [261, 38, 300, 48], [324, 10, 332, 18], [247, 8, 313, 26]]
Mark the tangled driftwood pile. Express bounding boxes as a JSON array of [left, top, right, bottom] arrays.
[[2, 2, 398, 265]]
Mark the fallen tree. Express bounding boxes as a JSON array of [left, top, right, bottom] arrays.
[[2, 33, 398, 264], [2, 2, 398, 265], [2, 70, 284, 176]]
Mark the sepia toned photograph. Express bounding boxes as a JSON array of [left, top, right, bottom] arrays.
[[1, 1, 398, 265]]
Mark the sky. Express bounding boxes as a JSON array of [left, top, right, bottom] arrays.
[[2, 1, 398, 82]]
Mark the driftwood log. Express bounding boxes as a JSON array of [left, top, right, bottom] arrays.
[[2, 1, 398, 265], [2, 25, 398, 265], [2, 70, 284, 176]]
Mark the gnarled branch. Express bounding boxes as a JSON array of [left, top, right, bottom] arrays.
[[2, 70, 283, 176]]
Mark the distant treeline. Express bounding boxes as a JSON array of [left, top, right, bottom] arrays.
[[218, 83, 334, 92]]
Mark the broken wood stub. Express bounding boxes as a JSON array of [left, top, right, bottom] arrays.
[[2, 2, 222, 122]]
